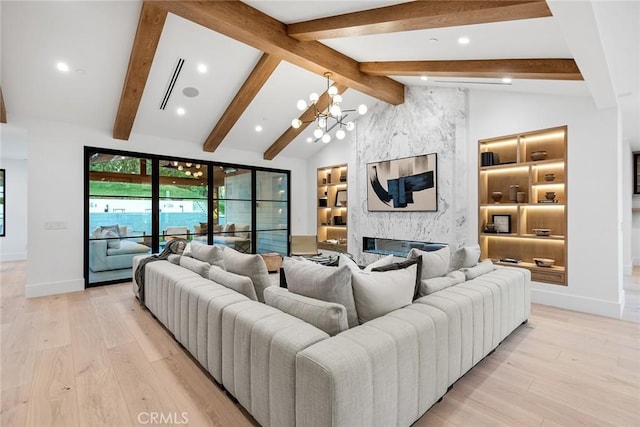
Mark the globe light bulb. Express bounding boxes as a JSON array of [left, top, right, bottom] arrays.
[[328, 85, 338, 96], [185, 170, 192, 176], [313, 127, 324, 138], [172, 161, 178, 166], [195, 164, 201, 169], [185, 162, 192, 167], [322, 133, 331, 143], [333, 94, 342, 103], [309, 92, 319, 103], [358, 104, 368, 115], [178, 165, 183, 171], [336, 129, 346, 140], [330, 104, 341, 116], [296, 99, 307, 111], [346, 121, 355, 131], [291, 119, 302, 129]]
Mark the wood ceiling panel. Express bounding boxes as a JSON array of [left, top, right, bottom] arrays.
[[360, 59, 583, 80], [287, 1, 552, 41], [263, 83, 349, 160], [204, 53, 281, 152], [152, 1, 404, 106], [113, 3, 167, 140]]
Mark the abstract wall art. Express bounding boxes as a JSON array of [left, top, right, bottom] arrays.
[[367, 153, 437, 212]]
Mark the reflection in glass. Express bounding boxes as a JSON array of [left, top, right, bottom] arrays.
[[0, 169, 5, 236], [255, 171, 289, 255]]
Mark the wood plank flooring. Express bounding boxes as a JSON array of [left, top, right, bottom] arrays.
[[1, 260, 639, 426]]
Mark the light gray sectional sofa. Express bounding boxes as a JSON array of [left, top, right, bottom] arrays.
[[133, 244, 530, 427]]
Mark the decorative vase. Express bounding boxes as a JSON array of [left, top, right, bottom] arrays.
[[531, 150, 547, 161], [509, 185, 519, 202], [516, 191, 526, 203], [491, 191, 503, 203], [544, 173, 556, 182], [545, 191, 556, 200]]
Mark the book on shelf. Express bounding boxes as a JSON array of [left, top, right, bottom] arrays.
[[537, 199, 559, 204]]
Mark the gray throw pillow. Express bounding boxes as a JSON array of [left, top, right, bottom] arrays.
[[102, 230, 121, 249], [208, 264, 258, 301], [409, 245, 450, 280], [264, 287, 348, 336], [450, 244, 481, 271], [418, 271, 465, 297], [222, 246, 271, 302], [179, 255, 211, 277], [283, 258, 358, 328], [461, 259, 495, 280], [184, 241, 225, 269]]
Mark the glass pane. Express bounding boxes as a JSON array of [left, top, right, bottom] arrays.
[[159, 160, 208, 246], [256, 201, 287, 231], [214, 200, 252, 253], [214, 166, 252, 200], [256, 170, 288, 200], [0, 169, 4, 237], [256, 230, 288, 256], [88, 152, 152, 285]]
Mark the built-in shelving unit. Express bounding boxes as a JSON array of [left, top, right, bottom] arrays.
[[478, 126, 568, 285], [317, 164, 348, 253]]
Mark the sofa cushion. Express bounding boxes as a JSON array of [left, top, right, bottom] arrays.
[[409, 245, 450, 280], [460, 259, 495, 280], [418, 270, 466, 297], [264, 286, 348, 336], [222, 246, 271, 302], [167, 254, 181, 265], [450, 244, 481, 271], [183, 241, 225, 268], [371, 257, 422, 299], [179, 255, 211, 277], [283, 258, 358, 328], [223, 223, 235, 234], [351, 260, 419, 323], [338, 253, 394, 273], [105, 240, 149, 256], [208, 264, 258, 301], [102, 229, 121, 249]]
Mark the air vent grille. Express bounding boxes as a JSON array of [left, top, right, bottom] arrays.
[[159, 58, 185, 110]]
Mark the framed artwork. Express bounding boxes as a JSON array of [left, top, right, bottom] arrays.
[[492, 214, 511, 234], [335, 190, 347, 207], [367, 153, 437, 211]]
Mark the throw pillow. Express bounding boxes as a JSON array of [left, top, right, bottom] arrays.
[[460, 259, 495, 280], [263, 287, 348, 336], [450, 244, 481, 271], [371, 257, 422, 300], [199, 222, 208, 235], [222, 246, 272, 302], [338, 254, 360, 273], [222, 223, 235, 234], [364, 254, 395, 272], [352, 261, 419, 323], [234, 224, 250, 239], [418, 271, 465, 297], [183, 241, 225, 269], [208, 265, 258, 301], [100, 224, 121, 238], [103, 230, 121, 249], [408, 245, 450, 280], [179, 255, 211, 277], [213, 224, 222, 233], [167, 254, 181, 265], [283, 258, 358, 328]]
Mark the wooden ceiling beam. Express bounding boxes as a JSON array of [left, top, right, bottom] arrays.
[[204, 53, 281, 153], [263, 83, 349, 160], [0, 85, 6, 123], [113, 2, 167, 140], [360, 59, 583, 80], [287, 1, 552, 41], [152, 1, 404, 106]]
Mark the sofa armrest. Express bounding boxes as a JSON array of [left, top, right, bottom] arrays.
[[88, 239, 108, 272]]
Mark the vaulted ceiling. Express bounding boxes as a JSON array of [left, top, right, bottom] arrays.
[[1, 1, 638, 158]]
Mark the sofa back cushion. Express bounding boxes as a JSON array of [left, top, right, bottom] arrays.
[[418, 270, 466, 297], [234, 224, 250, 239], [409, 245, 450, 280], [283, 258, 358, 328], [184, 241, 225, 268], [450, 244, 481, 271], [208, 265, 258, 301], [352, 259, 420, 323], [179, 255, 211, 277], [222, 246, 271, 302], [264, 287, 348, 336], [460, 259, 495, 280]]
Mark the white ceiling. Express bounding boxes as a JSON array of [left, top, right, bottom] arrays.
[[1, 0, 638, 158]]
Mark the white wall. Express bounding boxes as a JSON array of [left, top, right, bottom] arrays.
[[622, 140, 633, 275], [0, 158, 28, 261], [468, 90, 623, 318], [16, 114, 309, 297]]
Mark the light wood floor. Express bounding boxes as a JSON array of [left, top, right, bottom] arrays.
[[1, 261, 639, 426]]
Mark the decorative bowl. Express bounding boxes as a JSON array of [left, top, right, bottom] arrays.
[[544, 173, 556, 181], [491, 191, 503, 203], [531, 150, 547, 161], [533, 257, 555, 267], [545, 191, 556, 200], [533, 228, 551, 236]]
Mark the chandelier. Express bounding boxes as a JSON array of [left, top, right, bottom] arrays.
[[170, 161, 205, 178], [291, 72, 367, 144]]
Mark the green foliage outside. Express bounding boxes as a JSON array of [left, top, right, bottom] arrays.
[[90, 181, 206, 198]]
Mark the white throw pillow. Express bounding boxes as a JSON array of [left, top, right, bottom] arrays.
[[338, 254, 395, 273], [183, 241, 225, 269], [103, 230, 121, 249], [409, 246, 450, 280], [460, 259, 495, 280], [179, 255, 211, 277], [284, 258, 358, 328], [222, 246, 271, 302], [351, 263, 418, 323], [418, 270, 466, 297], [450, 244, 481, 271], [208, 265, 258, 301]]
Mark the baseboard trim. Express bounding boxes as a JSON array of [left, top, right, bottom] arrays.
[[0, 252, 27, 262], [25, 278, 84, 298], [531, 288, 623, 319]]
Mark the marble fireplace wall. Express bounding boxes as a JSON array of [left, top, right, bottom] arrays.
[[349, 86, 469, 265]]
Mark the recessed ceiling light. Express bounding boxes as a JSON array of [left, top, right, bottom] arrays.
[[176, 107, 186, 116], [429, 38, 439, 43], [306, 137, 313, 143], [255, 125, 263, 132], [56, 62, 70, 72], [421, 75, 428, 81], [458, 37, 470, 45], [502, 77, 513, 84], [197, 64, 207, 74]]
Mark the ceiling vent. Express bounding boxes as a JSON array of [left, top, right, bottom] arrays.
[[159, 58, 185, 110]]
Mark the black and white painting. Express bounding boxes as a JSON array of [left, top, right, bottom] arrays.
[[367, 153, 437, 212]]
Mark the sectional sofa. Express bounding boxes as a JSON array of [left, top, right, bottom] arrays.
[[132, 243, 530, 427]]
